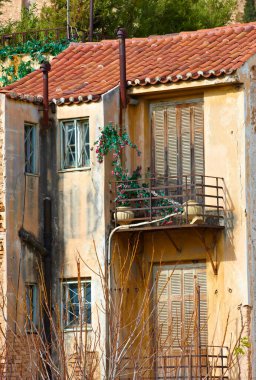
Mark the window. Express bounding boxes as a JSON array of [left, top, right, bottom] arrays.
[[25, 283, 38, 331], [62, 280, 91, 329], [60, 119, 90, 169], [24, 123, 37, 174]]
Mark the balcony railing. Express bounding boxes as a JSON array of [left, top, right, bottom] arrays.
[[118, 346, 229, 379], [0, 28, 108, 47], [110, 175, 226, 229]]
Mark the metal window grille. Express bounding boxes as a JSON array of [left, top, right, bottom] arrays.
[[25, 283, 38, 330], [24, 124, 37, 174], [60, 119, 90, 169], [62, 280, 91, 329]]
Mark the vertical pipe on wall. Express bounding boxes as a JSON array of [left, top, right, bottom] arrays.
[[89, 0, 94, 42], [66, 0, 70, 40], [40, 62, 52, 379], [40, 61, 51, 130], [43, 197, 52, 360], [117, 27, 127, 133]]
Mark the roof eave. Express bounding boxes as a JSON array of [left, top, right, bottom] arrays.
[[128, 72, 240, 96]]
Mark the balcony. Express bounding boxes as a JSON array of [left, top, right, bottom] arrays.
[[110, 175, 226, 231]]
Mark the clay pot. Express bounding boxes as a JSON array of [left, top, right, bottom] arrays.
[[114, 206, 135, 225]]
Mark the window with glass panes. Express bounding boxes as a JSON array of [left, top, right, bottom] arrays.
[[24, 123, 37, 174], [62, 280, 91, 329], [25, 283, 38, 330], [60, 119, 90, 169]]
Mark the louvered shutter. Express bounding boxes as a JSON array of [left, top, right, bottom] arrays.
[[196, 269, 208, 347], [155, 265, 208, 354], [170, 271, 182, 348], [167, 106, 178, 178], [156, 269, 169, 346], [180, 106, 191, 182], [183, 270, 195, 347], [193, 104, 204, 179], [153, 108, 165, 177]]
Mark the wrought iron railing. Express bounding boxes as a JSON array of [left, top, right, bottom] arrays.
[[110, 175, 226, 228], [0, 27, 107, 47], [118, 346, 229, 379]]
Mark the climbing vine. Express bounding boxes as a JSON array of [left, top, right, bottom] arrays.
[[0, 38, 71, 86]]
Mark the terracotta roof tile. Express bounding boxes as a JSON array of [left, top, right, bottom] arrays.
[[3, 22, 256, 105]]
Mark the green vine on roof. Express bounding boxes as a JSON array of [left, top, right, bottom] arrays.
[[0, 38, 71, 86]]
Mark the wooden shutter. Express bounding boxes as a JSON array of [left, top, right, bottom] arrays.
[[196, 269, 208, 346], [170, 271, 182, 348], [157, 269, 169, 346], [152, 101, 204, 184], [180, 106, 192, 180], [155, 264, 208, 353], [183, 270, 195, 347], [167, 106, 178, 178], [193, 103, 204, 178], [153, 108, 165, 177]]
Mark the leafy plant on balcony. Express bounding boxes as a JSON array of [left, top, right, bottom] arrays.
[[94, 124, 183, 219]]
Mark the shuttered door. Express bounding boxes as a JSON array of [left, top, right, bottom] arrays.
[[152, 101, 204, 183], [155, 264, 208, 363]]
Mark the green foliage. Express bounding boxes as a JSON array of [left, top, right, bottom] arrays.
[[92, 0, 236, 37], [234, 336, 250, 356], [244, 0, 256, 22], [0, 38, 70, 86]]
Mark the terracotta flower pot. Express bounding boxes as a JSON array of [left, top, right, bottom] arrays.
[[114, 206, 135, 225], [182, 200, 203, 224]]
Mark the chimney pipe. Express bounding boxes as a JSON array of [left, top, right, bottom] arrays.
[[40, 61, 51, 130], [117, 28, 127, 110]]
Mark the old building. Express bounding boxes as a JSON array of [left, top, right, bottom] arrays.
[[0, 21, 256, 379]]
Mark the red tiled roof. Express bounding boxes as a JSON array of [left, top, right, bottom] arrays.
[[3, 22, 256, 105]]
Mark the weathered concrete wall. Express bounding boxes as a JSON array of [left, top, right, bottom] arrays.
[[238, 56, 256, 380], [3, 97, 41, 378], [54, 99, 107, 378]]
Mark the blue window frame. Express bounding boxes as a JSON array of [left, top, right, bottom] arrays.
[[62, 280, 91, 329]]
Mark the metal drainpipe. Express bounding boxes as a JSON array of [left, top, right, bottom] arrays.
[[40, 61, 51, 130], [40, 61, 52, 379], [117, 27, 127, 133]]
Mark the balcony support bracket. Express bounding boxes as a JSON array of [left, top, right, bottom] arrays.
[[195, 229, 221, 275], [164, 231, 182, 254]]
